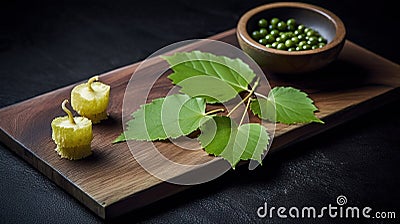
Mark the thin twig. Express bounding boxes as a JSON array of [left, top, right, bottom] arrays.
[[204, 108, 224, 115], [239, 96, 252, 126], [227, 77, 260, 116]]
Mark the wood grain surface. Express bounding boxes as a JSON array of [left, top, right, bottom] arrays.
[[0, 29, 399, 220]]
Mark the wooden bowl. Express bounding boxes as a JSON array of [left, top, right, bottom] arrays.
[[236, 2, 346, 74]]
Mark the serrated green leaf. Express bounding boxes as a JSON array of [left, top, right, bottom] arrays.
[[113, 132, 126, 144], [114, 94, 207, 142], [162, 51, 256, 103], [235, 123, 270, 163], [251, 87, 323, 124], [178, 75, 239, 104], [198, 116, 237, 156], [249, 97, 276, 122], [161, 93, 208, 138], [198, 116, 269, 168]]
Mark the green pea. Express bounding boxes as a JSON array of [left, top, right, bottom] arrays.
[[270, 17, 280, 25], [259, 28, 268, 36], [277, 21, 287, 31], [252, 30, 261, 40], [270, 29, 280, 37], [266, 44, 273, 48], [297, 24, 305, 32], [287, 18, 296, 26], [298, 41, 307, 47], [318, 43, 326, 48], [285, 39, 295, 48], [294, 29, 302, 35], [302, 44, 311, 50], [288, 47, 296, 52], [280, 33, 289, 41], [318, 36, 327, 43], [265, 34, 275, 43], [259, 38, 268, 45], [306, 30, 316, 37], [291, 36, 299, 44], [271, 42, 279, 48], [258, 18, 268, 28], [297, 34, 305, 40], [276, 43, 287, 50], [312, 45, 318, 50], [307, 36, 318, 45]]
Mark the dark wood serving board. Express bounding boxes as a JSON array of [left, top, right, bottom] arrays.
[[0, 29, 399, 220]]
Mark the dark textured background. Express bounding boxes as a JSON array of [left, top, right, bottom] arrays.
[[0, 0, 399, 223]]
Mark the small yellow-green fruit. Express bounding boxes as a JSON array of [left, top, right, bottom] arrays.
[[51, 100, 93, 160], [71, 76, 110, 124]]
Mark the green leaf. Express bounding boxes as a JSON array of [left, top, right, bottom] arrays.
[[249, 97, 276, 122], [114, 94, 207, 142], [198, 116, 237, 156], [198, 116, 270, 168], [113, 132, 126, 144], [177, 75, 238, 104], [162, 51, 256, 103], [251, 86, 323, 124], [234, 123, 270, 163]]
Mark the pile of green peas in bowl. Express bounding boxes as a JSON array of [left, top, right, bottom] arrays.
[[251, 17, 327, 51]]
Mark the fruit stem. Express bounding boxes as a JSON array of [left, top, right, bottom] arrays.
[[62, 99, 76, 124], [87, 76, 99, 92]]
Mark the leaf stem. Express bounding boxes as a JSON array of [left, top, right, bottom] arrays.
[[204, 108, 224, 115], [254, 92, 269, 100], [244, 77, 268, 100], [87, 75, 99, 92], [239, 97, 252, 126], [227, 77, 260, 117], [62, 99, 76, 124]]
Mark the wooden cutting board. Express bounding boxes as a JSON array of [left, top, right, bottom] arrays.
[[0, 29, 399, 220]]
